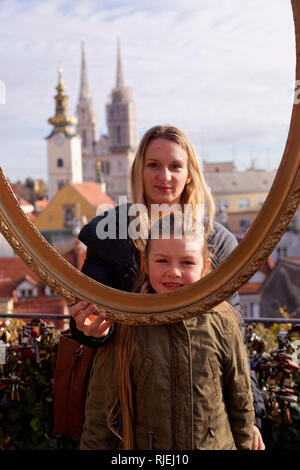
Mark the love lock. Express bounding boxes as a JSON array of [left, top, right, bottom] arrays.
[[291, 340, 300, 366]]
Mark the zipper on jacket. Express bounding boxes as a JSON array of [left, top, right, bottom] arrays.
[[208, 426, 215, 438], [183, 322, 194, 450], [167, 326, 176, 450], [148, 432, 154, 450]]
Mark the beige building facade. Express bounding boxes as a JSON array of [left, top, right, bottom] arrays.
[[204, 164, 276, 233]]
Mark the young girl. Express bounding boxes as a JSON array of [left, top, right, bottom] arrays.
[[80, 214, 254, 450]]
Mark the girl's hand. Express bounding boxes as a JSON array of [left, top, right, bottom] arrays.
[[252, 425, 265, 450], [70, 301, 113, 338]]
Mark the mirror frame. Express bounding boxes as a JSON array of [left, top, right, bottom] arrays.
[[1, 0, 300, 325]]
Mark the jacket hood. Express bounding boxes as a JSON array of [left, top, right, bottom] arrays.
[[78, 204, 138, 267]]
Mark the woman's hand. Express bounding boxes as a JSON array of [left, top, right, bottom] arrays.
[[70, 301, 113, 338], [252, 425, 265, 450]]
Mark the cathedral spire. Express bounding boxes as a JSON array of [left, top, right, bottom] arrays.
[[107, 39, 138, 152], [116, 37, 125, 89], [79, 40, 91, 99], [76, 42, 98, 151]]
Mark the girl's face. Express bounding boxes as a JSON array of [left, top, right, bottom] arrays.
[[146, 235, 210, 293], [143, 138, 191, 206]]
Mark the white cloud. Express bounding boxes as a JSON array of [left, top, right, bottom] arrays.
[[0, 0, 296, 180]]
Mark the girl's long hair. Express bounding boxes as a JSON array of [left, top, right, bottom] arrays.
[[107, 214, 237, 450], [129, 125, 216, 253]]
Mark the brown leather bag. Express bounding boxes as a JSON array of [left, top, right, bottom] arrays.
[[53, 329, 97, 441]]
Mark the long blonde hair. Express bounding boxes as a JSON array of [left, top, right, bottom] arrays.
[[130, 125, 216, 253], [107, 214, 238, 450]]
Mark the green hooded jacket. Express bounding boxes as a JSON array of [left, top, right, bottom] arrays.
[[80, 309, 254, 450]]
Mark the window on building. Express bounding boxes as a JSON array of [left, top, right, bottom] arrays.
[[277, 247, 281, 257], [57, 181, 65, 191], [239, 218, 251, 232], [116, 126, 121, 144], [284, 247, 288, 257], [241, 304, 248, 317], [250, 303, 260, 319], [259, 197, 266, 208], [239, 198, 250, 209], [57, 158, 64, 168], [63, 205, 75, 229], [277, 246, 288, 258], [82, 130, 87, 148], [287, 215, 297, 232], [17, 286, 37, 299], [248, 271, 264, 283], [45, 286, 58, 297], [217, 199, 229, 211], [102, 161, 110, 175]]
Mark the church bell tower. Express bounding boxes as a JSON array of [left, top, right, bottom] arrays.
[[106, 38, 138, 152], [46, 68, 82, 200]]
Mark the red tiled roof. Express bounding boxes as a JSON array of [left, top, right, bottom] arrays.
[[0, 244, 84, 298], [72, 182, 116, 208], [288, 257, 300, 264], [18, 197, 32, 207], [14, 297, 66, 315], [8, 181, 19, 198], [53, 239, 86, 271], [0, 279, 14, 298], [9, 181, 45, 213], [0, 258, 41, 291], [260, 256, 275, 274], [77, 249, 86, 271], [35, 198, 49, 209], [239, 282, 262, 294], [62, 249, 85, 271], [27, 213, 37, 222], [0, 257, 67, 328], [8, 182, 30, 205], [16, 274, 39, 287]]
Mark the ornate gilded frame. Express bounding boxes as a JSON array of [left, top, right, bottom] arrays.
[[1, 0, 300, 325]]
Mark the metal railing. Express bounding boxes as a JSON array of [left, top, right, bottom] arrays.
[[0, 313, 299, 324], [243, 317, 300, 324], [0, 313, 71, 320]]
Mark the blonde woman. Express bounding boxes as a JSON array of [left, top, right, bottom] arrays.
[[69, 125, 265, 448]]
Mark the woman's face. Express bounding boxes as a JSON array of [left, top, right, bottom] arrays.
[[142, 138, 191, 206], [146, 235, 210, 294]]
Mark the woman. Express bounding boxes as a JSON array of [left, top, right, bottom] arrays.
[[70, 125, 265, 448]]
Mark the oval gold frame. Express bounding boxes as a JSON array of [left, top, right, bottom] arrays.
[[1, 0, 300, 325]]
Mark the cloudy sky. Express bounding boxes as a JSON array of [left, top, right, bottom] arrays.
[[0, 0, 296, 182]]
